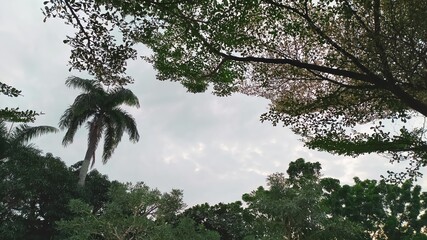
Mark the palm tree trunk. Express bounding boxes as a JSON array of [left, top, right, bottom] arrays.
[[78, 120, 102, 186], [78, 147, 94, 186]]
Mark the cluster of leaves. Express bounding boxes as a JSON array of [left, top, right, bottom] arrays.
[[42, 0, 139, 85], [0, 82, 40, 122]]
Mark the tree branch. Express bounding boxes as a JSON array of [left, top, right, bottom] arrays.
[[63, 0, 92, 50], [217, 52, 378, 85], [263, 0, 379, 80]]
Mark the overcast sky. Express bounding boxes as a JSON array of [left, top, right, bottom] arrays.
[[1, 1, 426, 206]]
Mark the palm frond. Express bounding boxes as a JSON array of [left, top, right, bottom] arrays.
[[106, 88, 140, 108], [9, 143, 43, 159], [122, 114, 139, 142], [62, 120, 79, 146], [0, 120, 7, 135], [11, 124, 58, 145], [59, 94, 100, 130], [108, 108, 140, 142], [65, 76, 103, 93], [72, 93, 101, 111], [61, 110, 94, 146], [59, 107, 75, 129], [102, 118, 119, 163]]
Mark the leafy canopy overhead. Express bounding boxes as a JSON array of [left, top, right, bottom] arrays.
[[44, 0, 427, 180]]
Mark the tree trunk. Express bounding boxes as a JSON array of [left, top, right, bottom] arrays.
[[78, 147, 93, 186], [78, 120, 102, 186]]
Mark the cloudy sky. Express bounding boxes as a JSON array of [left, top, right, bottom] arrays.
[[1, 1, 426, 206]]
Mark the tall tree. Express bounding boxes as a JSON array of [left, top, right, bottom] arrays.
[[59, 76, 140, 186], [45, 0, 427, 179]]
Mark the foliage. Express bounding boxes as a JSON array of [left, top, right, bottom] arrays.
[[0, 121, 63, 239], [44, 0, 427, 179], [59, 76, 140, 185], [0, 82, 40, 122], [185, 159, 427, 240], [185, 159, 367, 240], [0, 120, 58, 161], [0, 150, 77, 240], [242, 159, 367, 240], [2, 148, 427, 240], [57, 182, 219, 240], [324, 177, 427, 240], [183, 201, 252, 240]]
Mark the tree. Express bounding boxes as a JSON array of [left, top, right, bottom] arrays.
[[45, 0, 427, 179], [242, 159, 367, 240], [0, 150, 77, 240], [324, 178, 427, 240], [59, 76, 140, 186], [57, 182, 220, 240], [183, 201, 252, 240], [185, 159, 367, 240], [185, 159, 427, 239]]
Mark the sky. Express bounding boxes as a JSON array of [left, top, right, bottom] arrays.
[[1, 1, 426, 207]]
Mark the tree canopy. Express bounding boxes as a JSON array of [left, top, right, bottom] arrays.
[[43, 0, 427, 179], [185, 159, 427, 240]]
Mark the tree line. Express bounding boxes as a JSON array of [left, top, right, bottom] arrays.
[[1, 134, 426, 239]]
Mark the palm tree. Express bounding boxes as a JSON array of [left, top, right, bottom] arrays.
[[0, 120, 58, 160], [59, 77, 140, 186]]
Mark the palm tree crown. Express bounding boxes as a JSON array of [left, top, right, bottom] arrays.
[[0, 120, 58, 160], [59, 77, 140, 186]]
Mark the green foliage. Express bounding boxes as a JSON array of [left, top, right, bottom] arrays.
[[0, 150, 77, 239], [0, 82, 40, 122], [0, 120, 58, 161], [44, 0, 427, 179], [185, 159, 427, 240], [0, 82, 21, 97], [242, 161, 367, 240], [2, 150, 427, 239], [326, 178, 427, 240], [59, 76, 140, 185], [57, 182, 219, 240], [185, 159, 368, 240], [184, 201, 252, 240]]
